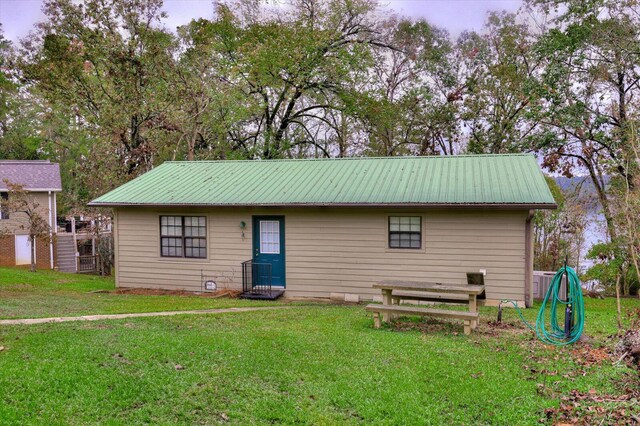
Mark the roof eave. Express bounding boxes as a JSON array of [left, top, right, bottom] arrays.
[[0, 188, 62, 192], [88, 201, 558, 210]]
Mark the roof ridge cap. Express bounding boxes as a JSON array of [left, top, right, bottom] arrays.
[[163, 153, 534, 165]]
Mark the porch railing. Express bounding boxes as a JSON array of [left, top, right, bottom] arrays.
[[77, 255, 98, 273], [241, 260, 272, 295]]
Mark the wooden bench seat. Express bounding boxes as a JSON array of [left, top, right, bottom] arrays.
[[365, 304, 479, 335]]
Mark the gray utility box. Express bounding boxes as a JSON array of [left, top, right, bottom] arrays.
[[533, 271, 567, 301]]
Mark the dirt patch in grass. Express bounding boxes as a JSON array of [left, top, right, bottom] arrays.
[[391, 318, 461, 334], [482, 320, 531, 337], [110, 288, 241, 298], [389, 318, 528, 337], [572, 344, 612, 368], [519, 339, 640, 425], [389, 317, 528, 338], [486, 320, 521, 330]]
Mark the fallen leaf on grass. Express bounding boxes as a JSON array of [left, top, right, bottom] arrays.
[[546, 387, 640, 425], [174, 364, 184, 371]]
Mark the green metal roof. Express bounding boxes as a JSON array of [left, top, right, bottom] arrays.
[[88, 154, 557, 208]]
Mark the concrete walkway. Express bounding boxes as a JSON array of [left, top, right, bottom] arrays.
[[0, 306, 293, 326]]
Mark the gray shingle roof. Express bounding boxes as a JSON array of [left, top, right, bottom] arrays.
[[0, 160, 62, 192]]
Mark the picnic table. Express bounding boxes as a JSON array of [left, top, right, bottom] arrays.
[[366, 280, 486, 335]]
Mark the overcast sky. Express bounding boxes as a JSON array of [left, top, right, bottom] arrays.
[[1, 0, 522, 42]]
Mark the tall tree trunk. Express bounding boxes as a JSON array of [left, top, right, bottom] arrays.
[[622, 148, 640, 298], [615, 273, 622, 330], [584, 159, 618, 243], [188, 130, 196, 161]]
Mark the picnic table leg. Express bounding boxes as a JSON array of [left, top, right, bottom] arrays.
[[464, 320, 471, 335], [469, 294, 478, 329], [382, 289, 392, 323], [390, 295, 400, 320], [373, 312, 381, 329]]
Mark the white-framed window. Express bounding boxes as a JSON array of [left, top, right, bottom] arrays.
[[160, 216, 207, 258], [388, 216, 422, 249], [260, 220, 280, 254]]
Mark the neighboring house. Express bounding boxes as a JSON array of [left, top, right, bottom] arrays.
[[89, 154, 556, 307], [0, 160, 61, 269]]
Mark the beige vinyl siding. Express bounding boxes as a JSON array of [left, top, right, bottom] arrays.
[[0, 192, 52, 235], [114, 207, 529, 303]]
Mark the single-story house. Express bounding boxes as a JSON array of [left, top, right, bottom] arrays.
[[89, 154, 556, 307], [0, 160, 61, 269]]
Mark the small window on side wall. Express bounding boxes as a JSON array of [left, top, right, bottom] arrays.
[[160, 216, 206, 258], [389, 216, 421, 249], [0, 193, 8, 220]]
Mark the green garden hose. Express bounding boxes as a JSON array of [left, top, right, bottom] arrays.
[[500, 265, 585, 346]]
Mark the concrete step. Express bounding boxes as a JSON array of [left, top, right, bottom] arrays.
[[58, 265, 76, 270]]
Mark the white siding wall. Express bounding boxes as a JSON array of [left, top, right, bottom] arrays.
[[115, 207, 528, 303]]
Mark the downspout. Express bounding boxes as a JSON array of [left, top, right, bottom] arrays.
[[53, 192, 58, 269], [114, 209, 119, 287], [524, 210, 534, 308], [72, 217, 78, 272], [53, 192, 57, 231], [48, 191, 54, 269]]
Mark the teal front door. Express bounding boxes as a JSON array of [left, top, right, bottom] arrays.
[[252, 216, 285, 287]]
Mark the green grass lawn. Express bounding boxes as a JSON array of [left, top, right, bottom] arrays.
[[0, 267, 278, 319], [0, 267, 639, 424]]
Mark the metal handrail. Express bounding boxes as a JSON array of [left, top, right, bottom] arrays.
[[241, 260, 272, 295]]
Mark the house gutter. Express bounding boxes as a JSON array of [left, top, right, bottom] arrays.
[[0, 188, 62, 192], [88, 202, 558, 210], [53, 192, 58, 269]]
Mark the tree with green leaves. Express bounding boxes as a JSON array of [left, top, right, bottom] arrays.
[[533, 176, 584, 271], [0, 24, 43, 160], [180, 0, 389, 159], [0, 24, 15, 142], [19, 0, 179, 205], [460, 12, 543, 154], [526, 0, 640, 243], [352, 18, 462, 156]]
